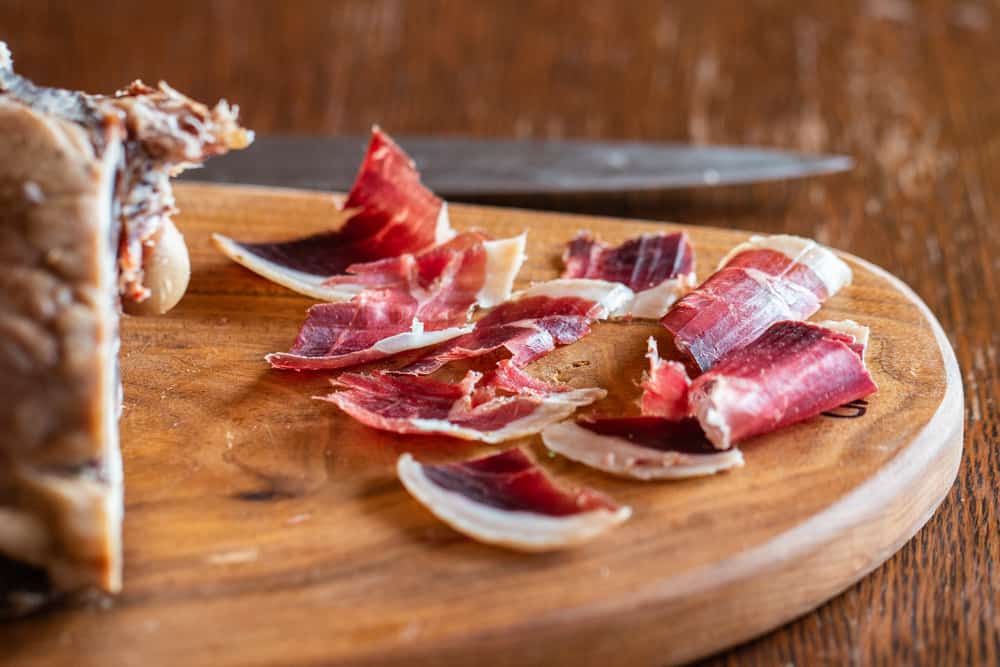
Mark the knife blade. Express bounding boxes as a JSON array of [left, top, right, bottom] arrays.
[[181, 135, 852, 196]]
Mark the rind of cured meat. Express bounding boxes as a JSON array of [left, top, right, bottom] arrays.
[[320, 370, 605, 444], [661, 234, 852, 372], [542, 418, 744, 480], [690, 319, 878, 449], [638, 337, 691, 420], [563, 231, 697, 318], [397, 450, 630, 551], [0, 96, 123, 594], [213, 127, 454, 299], [398, 280, 632, 376]]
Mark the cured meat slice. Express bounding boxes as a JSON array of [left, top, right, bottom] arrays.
[[563, 231, 697, 318], [320, 370, 605, 443], [638, 337, 691, 420], [326, 231, 527, 310], [397, 279, 633, 375], [266, 292, 473, 371], [661, 234, 852, 372], [213, 127, 455, 300], [397, 449, 630, 550], [690, 320, 878, 449], [267, 233, 526, 371], [542, 417, 744, 480]]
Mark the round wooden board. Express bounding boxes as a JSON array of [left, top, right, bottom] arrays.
[[3, 184, 962, 666]]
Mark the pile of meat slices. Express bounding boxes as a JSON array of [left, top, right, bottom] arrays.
[[215, 128, 879, 552]]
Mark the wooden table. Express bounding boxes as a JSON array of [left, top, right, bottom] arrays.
[[2, 1, 995, 664]]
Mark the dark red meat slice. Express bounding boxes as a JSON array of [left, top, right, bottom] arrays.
[[213, 127, 452, 299], [318, 369, 604, 443], [690, 320, 878, 448], [661, 235, 852, 372], [395, 293, 605, 375], [397, 449, 630, 550], [638, 337, 691, 420], [563, 231, 694, 291]]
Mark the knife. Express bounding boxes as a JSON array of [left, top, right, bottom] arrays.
[[182, 135, 852, 196]]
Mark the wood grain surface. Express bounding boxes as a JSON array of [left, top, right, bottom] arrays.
[[0, 183, 962, 666], [0, 1, 995, 664]]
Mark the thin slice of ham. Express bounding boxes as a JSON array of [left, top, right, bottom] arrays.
[[266, 232, 527, 371], [542, 417, 744, 480], [563, 231, 697, 318], [638, 337, 691, 420], [661, 234, 852, 372], [396, 279, 633, 375], [213, 127, 455, 300], [397, 449, 630, 551], [319, 370, 605, 444], [690, 319, 878, 449]]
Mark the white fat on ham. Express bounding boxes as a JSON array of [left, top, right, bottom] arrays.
[[404, 387, 606, 444], [612, 273, 699, 319], [433, 202, 456, 244], [212, 232, 365, 302], [541, 421, 744, 480], [396, 453, 630, 551], [477, 233, 527, 308], [513, 279, 635, 317], [717, 234, 852, 296]]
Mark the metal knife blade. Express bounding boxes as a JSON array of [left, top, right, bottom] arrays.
[[181, 135, 852, 196]]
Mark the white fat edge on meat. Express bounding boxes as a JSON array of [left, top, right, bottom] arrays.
[[476, 233, 527, 308], [404, 387, 606, 444], [814, 319, 871, 359], [211, 233, 363, 302], [717, 234, 853, 297], [541, 421, 743, 480], [512, 278, 635, 318], [613, 272, 698, 319], [433, 202, 456, 243], [397, 453, 630, 551]]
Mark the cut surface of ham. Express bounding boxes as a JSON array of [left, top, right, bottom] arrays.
[[319, 370, 605, 443], [638, 337, 691, 420], [690, 319, 878, 449], [542, 417, 744, 480], [397, 449, 630, 550], [661, 234, 852, 372], [397, 279, 632, 375], [213, 127, 455, 300], [563, 231, 697, 318]]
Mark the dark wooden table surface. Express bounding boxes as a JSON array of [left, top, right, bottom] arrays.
[[2, 1, 996, 664]]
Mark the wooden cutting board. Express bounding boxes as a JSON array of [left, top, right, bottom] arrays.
[[3, 183, 962, 667]]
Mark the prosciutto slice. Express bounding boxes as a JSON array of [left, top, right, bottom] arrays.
[[319, 370, 605, 443], [563, 231, 697, 318], [690, 319, 878, 449], [542, 417, 744, 480], [638, 337, 691, 420], [213, 127, 455, 300], [266, 232, 527, 371], [661, 234, 852, 372], [396, 279, 633, 375], [397, 449, 630, 550]]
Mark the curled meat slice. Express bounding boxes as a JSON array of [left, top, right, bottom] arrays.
[[661, 234, 851, 372], [691, 319, 878, 449], [397, 449, 630, 551], [563, 231, 697, 318], [542, 417, 744, 480], [638, 337, 691, 420], [213, 127, 454, 300]]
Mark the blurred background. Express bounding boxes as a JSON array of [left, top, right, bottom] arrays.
[[2, 1, 995, 664]]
